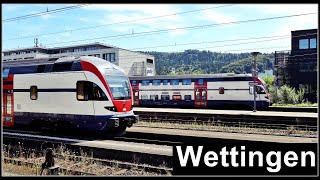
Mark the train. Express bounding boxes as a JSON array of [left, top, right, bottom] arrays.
[[2, 56, 138, 136], [129, 73, 270, 110]]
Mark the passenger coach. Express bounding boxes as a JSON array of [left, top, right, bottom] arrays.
[[2, 56, 138, 136], [129, 74, 270, 110]]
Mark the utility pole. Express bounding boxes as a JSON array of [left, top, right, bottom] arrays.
[[251, 52, 260, 112]]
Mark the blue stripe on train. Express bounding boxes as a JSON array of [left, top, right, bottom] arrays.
[[13, 112, 133, 131], [13, 89, 77, 92], [138, 100, 269, 109]]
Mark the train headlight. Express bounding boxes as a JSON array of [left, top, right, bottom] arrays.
[[104, 106, 118, 112]]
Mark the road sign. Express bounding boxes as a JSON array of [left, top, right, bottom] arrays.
[[249, 82, 258, 86]]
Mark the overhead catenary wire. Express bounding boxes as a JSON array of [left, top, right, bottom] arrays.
[[38, 12, 317, 47], [3, 4, 91, 23], [4, 4, 234, 41]]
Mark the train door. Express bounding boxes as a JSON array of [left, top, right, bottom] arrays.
[[3, 68, 14, 127], [194, 79, 207, 108], [131, 81, 139, 106]]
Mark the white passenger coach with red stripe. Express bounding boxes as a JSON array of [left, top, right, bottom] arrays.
[[2, 56, 138, 136]]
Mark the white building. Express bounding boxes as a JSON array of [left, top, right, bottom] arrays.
[[2, 43, 155, 77]]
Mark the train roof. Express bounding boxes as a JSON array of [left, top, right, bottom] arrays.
[[129, 73, 254, 80]]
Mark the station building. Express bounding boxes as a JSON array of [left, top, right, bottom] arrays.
[[274, 29, 317, 103], [2, 42, 155, 77]]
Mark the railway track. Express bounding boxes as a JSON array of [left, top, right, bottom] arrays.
[[133, 108, 317, 131], [2, 130, 173, 174]]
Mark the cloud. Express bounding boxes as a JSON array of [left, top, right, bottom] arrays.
[[199, 9, 236, 24]]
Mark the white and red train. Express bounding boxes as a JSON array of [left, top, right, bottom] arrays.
[[129, 74, 270, 110], [2, 56, 138, 136]]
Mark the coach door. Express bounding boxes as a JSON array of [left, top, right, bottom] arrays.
[[3, 68, 14, 127], [131, 81, 139, 106], [194, 79, 207, 108]]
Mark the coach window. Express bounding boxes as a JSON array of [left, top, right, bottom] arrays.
[[202, 91, 207, 100], [163, 80, 168, 85], [172, 95, 181, 101], [77, 81, 86, 100], [219, 87, 224, 94], [30, 86, 38, 100], [152, 80, 161, 86], [195, 90, 200, 101], [182, 79, 191, 85], [141, 95, 148, 100], [161, 95, 170, 101], [198, 79, 203, 85], [170, 80, 179, 85], [150, 95, 159, 101], [3, 68, 10, 79], [249, 86, 254, 94], [184, 95, 192, 101], [142, 80, 150, 86]]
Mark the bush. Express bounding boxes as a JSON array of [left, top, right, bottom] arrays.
[[269, 84, 306, 104]]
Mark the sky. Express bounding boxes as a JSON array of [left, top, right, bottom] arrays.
[[1, 3, 318, 53]]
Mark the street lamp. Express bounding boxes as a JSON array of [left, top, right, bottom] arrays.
[[251, 52, 260, 112]]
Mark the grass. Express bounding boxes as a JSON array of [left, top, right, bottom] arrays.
[[272, 103, 318, 107], [136, 121, 317, 138], [2, 143, 171, 176]]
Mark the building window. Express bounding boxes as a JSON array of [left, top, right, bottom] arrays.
[[147, 59, 154, 64], [299, 39, 309, 49], [310, 38, 317, 49], [30, 86, 38, 100], [103, 53, 116, 62]]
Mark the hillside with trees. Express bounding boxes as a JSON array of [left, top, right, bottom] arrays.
[[140, 50, 274, 75]]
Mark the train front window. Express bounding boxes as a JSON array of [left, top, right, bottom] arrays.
[[104, 69, 131, 100]]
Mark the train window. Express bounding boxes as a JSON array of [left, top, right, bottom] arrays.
[[152, 80, 161, 86], [182, 79, 192, 85], [163, 80, 168, 85], [161, 95, 170, 101], [92, 83, 109, 101], [142, 80, 150, 86], [249, 86, 254, 94], [195, 91, 200, 101], [52, 62, 73, 72], [134, 91, 139, 100], [184, 95, 192, 101], [77, 81, 108, 101], [6, 94, 12, 114], [77, 81, 86, 100], [198, 79, 203, 85], [256, 86, 266, 94], [202, 91, 207, 101], [131, 81, 136, 86], [141, 95, 148, 100], [37, 65, 46, 73], [3, 68, 10, 79], [170, 80, 179, 85], [150, 95, 159, 101], [219, 87, 224, 94], [172, 95, 181, 101], [30, 86, 38, 100]]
